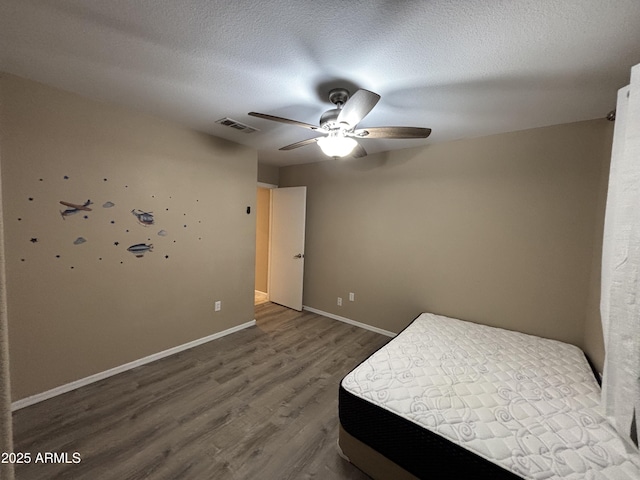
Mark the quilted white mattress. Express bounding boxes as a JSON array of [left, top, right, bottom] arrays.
[[341, 313, 640, 479]]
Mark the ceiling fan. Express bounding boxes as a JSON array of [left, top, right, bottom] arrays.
[[248, 88, 432, 158]]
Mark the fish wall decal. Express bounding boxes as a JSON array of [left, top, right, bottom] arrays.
[[127, 243, 153, 258]]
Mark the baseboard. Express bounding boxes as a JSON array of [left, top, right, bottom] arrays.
[[302, 306, 396, 338], [11, 319, 256, 411], [254, 290, 268, 295]]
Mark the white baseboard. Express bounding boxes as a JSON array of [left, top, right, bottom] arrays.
[[302, 306, 396, 338], [11, 319, 256, 411], [254, 290, 268, 295]]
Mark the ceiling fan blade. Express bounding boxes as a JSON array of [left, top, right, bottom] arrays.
[[248, 112, 324, 132], [351, 142, 367, 158], [351, 126, 432, 139], [337, 89, 381, 127], [279, 137, 320, 151]]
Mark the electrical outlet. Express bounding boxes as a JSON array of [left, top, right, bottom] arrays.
[[337, 297, 342, 306], [215, 300, 221, 312], [349, 292, 355, 302]]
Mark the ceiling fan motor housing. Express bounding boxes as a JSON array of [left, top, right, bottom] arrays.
[[320, 108, 341, 129], [321, 88, 351, 130], [328, 88, 349, 107]]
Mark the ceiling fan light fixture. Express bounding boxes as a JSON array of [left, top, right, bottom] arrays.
[[317, 135, 357, 158]]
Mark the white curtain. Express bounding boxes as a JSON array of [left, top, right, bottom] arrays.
[[601, 63, 640, 450]]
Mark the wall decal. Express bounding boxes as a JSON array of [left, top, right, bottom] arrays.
[[16, 174, 213, 268], [131, 209, 154, 226], [127, 243, 153, 258], [60, 200, 92, 219]]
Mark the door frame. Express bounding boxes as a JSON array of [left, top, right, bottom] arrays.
[[256, 182, 277, 300]]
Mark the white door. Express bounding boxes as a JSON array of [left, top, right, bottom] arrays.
[[269, 186, 306, 310]]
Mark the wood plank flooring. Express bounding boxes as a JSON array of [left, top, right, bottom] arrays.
[[12, 303, 390, 479], [254, 291, 268, 305]]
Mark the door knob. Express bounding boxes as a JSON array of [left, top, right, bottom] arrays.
[[293, 253, 304, 259]]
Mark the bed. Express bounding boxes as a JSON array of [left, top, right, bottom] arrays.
[[338, 312, 640, 479]]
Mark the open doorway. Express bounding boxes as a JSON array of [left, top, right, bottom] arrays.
[[255, 184, 307, 310], [255, 185, 273, 305]]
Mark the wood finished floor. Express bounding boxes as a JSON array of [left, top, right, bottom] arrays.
[[254, 291, 269, 305], [12, 303, 389, 480]]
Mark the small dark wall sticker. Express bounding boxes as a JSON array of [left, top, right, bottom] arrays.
[[246, 206, 251, 214]]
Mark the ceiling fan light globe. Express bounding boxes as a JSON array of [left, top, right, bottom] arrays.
[[317, 136, 357, 158]]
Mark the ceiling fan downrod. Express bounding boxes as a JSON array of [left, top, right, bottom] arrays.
[[328, 88, 349, 109]]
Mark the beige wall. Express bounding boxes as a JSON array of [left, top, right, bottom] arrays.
[[255, 187, 270, 293], [583, 138, 612, 375], [280, 119, 613, 370], [258, 163, 279, 185], [0, 73, 257, 400], [0, 130, 14, 478]]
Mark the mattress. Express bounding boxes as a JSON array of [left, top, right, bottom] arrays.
[[339, 313, 640, 479]]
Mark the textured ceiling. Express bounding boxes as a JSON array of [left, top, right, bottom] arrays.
[[1, 0, 640, 167]]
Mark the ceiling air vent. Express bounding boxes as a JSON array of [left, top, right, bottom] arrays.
[[215, 117, 260, 134]]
